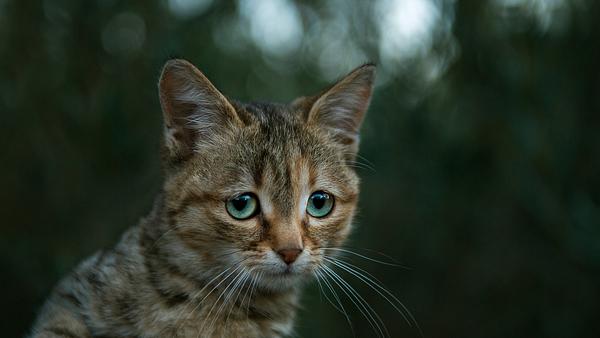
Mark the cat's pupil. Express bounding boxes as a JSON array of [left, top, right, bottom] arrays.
[[233, 197, 248, 210], [312, 195, 325, 209]]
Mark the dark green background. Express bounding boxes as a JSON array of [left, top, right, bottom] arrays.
[[2, 1, 599, 337]]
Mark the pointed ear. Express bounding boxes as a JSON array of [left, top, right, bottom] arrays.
[[158, 59, 241, 162], [305, 64, 375, 155]]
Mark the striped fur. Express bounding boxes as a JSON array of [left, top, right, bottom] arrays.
[[29, 59, 375, 338]]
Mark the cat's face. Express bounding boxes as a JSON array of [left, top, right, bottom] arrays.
[[157, 60, 374, 292]]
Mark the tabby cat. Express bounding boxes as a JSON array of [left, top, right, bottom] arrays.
[[30, 59, 375, 338]]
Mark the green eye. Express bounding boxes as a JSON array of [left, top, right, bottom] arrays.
[[307, 191, 334, 218], [226, 193, 259, 220]]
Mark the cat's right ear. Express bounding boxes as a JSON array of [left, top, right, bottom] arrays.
[[158, 59, 241, 163]]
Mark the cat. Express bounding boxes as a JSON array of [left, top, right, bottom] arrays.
[[29, 58, 375, 338]]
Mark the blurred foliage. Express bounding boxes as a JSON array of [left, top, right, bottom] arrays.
[[1, 0, 600, 337]]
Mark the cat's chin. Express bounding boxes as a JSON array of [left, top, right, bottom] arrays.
[[258, 270, 312, 292]]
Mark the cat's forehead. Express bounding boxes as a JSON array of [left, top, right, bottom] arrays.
[[227, 100, 317, 153], [184, 101, 356, 204], [233, 100, 302, 127], [229, 101, 329, 169]]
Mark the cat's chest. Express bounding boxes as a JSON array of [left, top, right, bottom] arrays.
[[138, 298, 295, 338]]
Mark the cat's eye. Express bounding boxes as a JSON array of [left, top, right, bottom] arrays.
[[226, 193, 259, 220], [306, 191, 334, 218]]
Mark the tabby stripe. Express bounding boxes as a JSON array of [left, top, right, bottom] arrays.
[[57, 291, 82, 308], [42, 327, 80, 338]]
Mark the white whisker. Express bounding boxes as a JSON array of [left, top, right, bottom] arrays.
[[245, 272, 261, 318], [200, 267, 246, 337], [314, 270, 354, 334], [225, 269, 253, 326], [320, 265, 389, 338], [321, 247, 407, 268], [324, 256, 419, 331], [237, 271, 256, 320], [170, 264, 236, 335]]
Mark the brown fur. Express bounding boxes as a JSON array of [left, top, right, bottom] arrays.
[[29, 59, 375, 338]]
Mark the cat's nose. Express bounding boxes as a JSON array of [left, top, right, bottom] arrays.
[[277, 248, 303, 265]]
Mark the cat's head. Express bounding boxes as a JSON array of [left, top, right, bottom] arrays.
[[157, 59, 375, 292]]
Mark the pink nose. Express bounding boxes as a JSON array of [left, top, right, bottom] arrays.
[[277, 248, 302, 265]]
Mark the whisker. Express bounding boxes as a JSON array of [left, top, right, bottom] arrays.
[[314, 271, 338, 312], [343, 152, 377, 172], [320, 266, 387, 338], [188, 258, 250, 336], [355, 153, 376, 168], [348, 160, 376, 171], [224, 269, 253, 327], [314, 271, 350, 319], [358, 248, 409, 267], [324, 256, 420, 332], [314, 270, 354, 335], [314, 271, 325, 302], [170, 264, 237, 334], [245, 272, 261, 318], [319, 152, 375, 173], [237, 271, 256, 320], [320, 265, 388, 338], [346, 164, 376, 173], [201, 267, 246, 337], [321, 247, 408, 268]]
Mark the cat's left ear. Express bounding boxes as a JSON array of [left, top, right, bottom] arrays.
[[303, 64, 375, 155]]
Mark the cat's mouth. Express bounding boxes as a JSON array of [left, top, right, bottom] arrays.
[[261, 262, 314, 280], [277, 266, 300, 278], [264, 267, 300, 278], [258, 268, 307, 290]]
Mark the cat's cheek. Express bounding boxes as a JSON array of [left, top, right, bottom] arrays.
[[226, 218, 261, 234], [305, 208, 353, 241], [204, 206, 262, 238]]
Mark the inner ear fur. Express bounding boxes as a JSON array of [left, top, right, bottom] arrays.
[[158, 59, 242, 163], [302, 64, 376, 154]]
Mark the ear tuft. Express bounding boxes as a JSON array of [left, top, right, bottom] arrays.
[[306, 64, 376, 154], [158, 59, 240, 163]]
